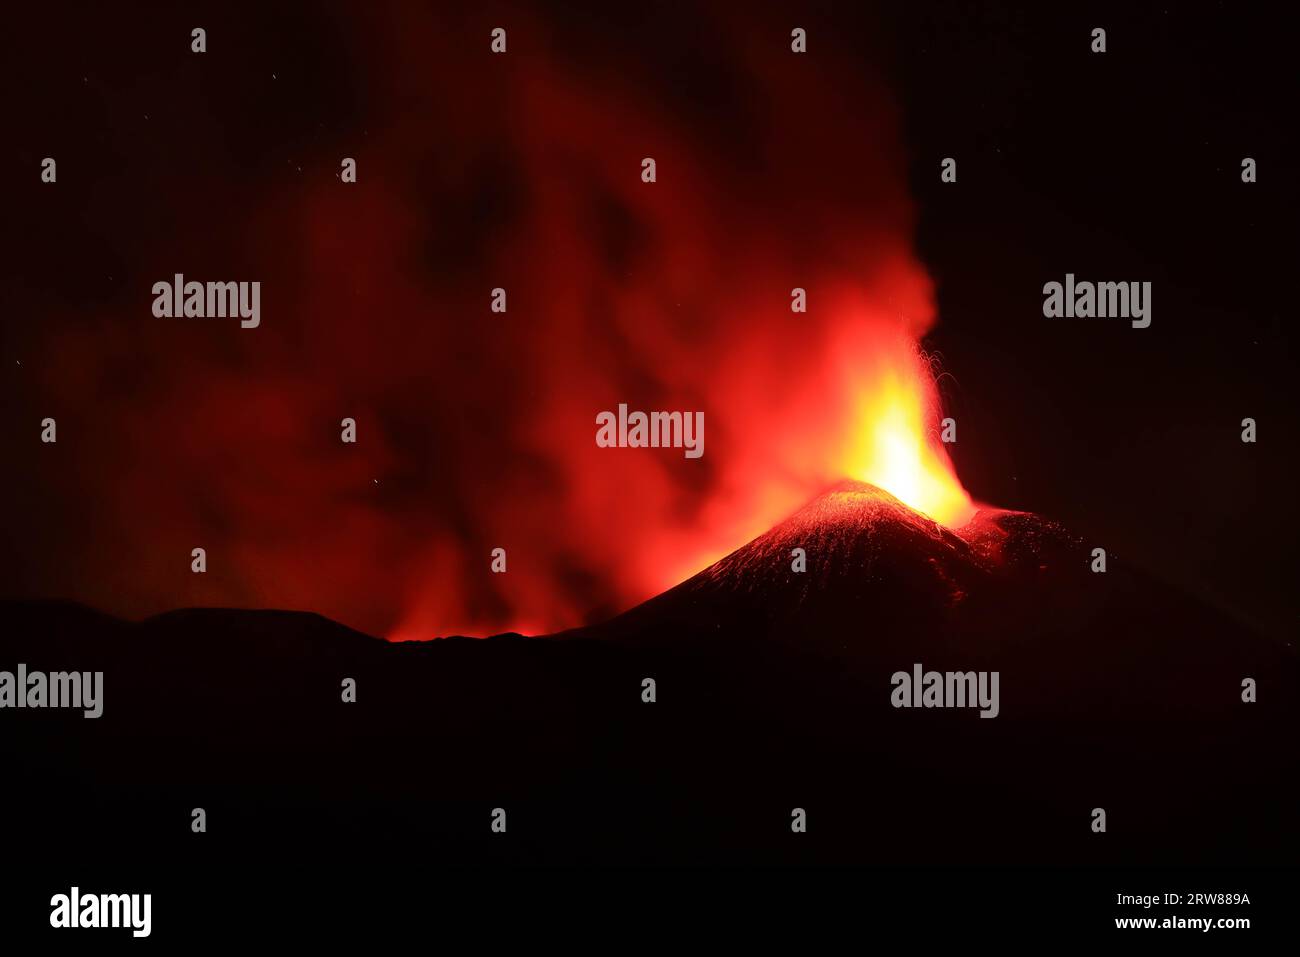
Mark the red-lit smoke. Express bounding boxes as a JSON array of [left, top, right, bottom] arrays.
[[10, 6, 971, 638]]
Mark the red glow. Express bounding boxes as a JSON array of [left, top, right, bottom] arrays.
[[20, 6, 978, 641]]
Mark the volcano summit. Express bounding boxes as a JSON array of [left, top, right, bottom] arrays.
[[579, 480, 1083, 654]]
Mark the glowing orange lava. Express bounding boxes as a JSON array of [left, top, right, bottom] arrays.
[[649, 327, 979, 600], [839, 361, 975, 527]]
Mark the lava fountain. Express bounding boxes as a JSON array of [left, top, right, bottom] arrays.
[[837, 348, 975, 528]]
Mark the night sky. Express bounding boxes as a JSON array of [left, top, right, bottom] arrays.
[[3, 2, 1294, 642]]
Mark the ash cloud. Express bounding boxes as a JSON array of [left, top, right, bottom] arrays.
[[3, 4, 942, 637]]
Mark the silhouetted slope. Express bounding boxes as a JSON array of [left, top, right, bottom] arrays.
[[577, 480, 1084, 648]]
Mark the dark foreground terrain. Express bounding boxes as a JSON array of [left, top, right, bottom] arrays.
[[1, 483, 1295, 935]]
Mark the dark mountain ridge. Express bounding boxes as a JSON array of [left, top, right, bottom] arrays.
[[1, 482, 1295, 869]]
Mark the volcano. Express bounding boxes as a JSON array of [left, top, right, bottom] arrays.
[[573, 481, 1295, 724], [582, 480, 1082, 650], [1, 483, 1296, 873]]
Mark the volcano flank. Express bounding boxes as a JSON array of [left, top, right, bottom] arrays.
[[581, 480, 1083, 653]]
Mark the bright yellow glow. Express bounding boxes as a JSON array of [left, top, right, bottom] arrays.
[[841, 367, 975, 527]]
